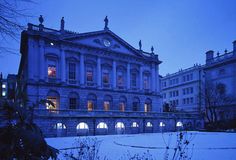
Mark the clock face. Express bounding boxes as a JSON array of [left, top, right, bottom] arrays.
[[103, 39, 111, 47]]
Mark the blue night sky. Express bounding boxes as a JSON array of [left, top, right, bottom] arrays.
[[1, 0, 236, 77]]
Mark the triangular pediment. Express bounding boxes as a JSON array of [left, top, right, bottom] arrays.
[[63, 30, 142, 57]]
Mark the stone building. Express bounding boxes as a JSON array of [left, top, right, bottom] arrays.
[[203, 41, 236, 124], [160, 64, 204, 112], [17, 17, 203, 137]]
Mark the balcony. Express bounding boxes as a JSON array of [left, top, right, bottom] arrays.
[[33, 109, 202, 119]]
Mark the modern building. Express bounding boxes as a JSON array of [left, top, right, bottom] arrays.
[[160, 64, 204, 113], [17, 16, 202, 137]]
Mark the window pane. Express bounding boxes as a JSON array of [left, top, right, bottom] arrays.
[[103, 72, 109, 84], [69, 63, 76, 80], [46, 97, 57, 110], [87, 69, 93, 82], [69, 98, 76, 109], [87, 101, 93, 111], [48, 65, 56, 77]]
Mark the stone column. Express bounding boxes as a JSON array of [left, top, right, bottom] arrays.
[[80, 53, 85, 85], [28, 38, 34, 80], [39, 39, 45, 81], [151, 63, 156, 92], [156, 65, 159, 92], [139, 65, 143, 90], [97, 57, 101, 88], [112, 60, 116, 89], [60, 48, 66, 82], [127, 63, 130, 89]]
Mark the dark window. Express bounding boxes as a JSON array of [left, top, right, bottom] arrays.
[[69, 63, 76, 80], [131, 73, 137, 87], [69, 98, 76, 109], [86, 67, 93, 82]]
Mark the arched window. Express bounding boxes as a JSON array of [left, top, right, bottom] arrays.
[[54, 123, 66, 129], [46, 90, 60, 110], [76, 122, 89, 130], [132, 97, 140, 111], [97, 122, 108, 129], [87, 93, 97, 111], [119, 96, 127, 112], [176, 121, 183, 127], [146, 122, 153, 127], [104, 95, 112, 111], [115, 122, 125, 129], [144, 98, 152, 112], [68, 92, 79, 109], [131, 122, 139, 128], [159, 122, 165, 127]]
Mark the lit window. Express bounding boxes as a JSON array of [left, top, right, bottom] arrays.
[[69, 98, 76, 109], [77, 122, 89, 129], [146, 122, 153, 127], [104, 101, 110, 111], [69, 63, 76, 80], [159, 122, 165, 127], [97, 122, 108, 129], [2, 91, 6, 97], [48, 65, 56, 78], [54, 123, 66, 129], [103, 70, 109, 84], [86, 67, 93, 82], [119, 102, 125, 112], [131, 73, 137, 87], [131, 122, 139, 128], [46, 97, 57, 110], [176, 121, 183, 127], [115, 122, 125, 128], [144, 103, 151, 112], [87, 100, 93, 111], [2, 84, 6, 89]]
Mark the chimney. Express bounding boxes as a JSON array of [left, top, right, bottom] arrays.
[[233, 40, 236, 54], [205, 50, 214, 63]]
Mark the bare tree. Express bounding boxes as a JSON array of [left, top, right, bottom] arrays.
[[201, 82, 236, 129], [0, 0, 33, 54]]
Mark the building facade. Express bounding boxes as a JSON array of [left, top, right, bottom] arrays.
[[160, 64, 204, 112], [204, 41, 236, 123], [17, 17, 203, 137]]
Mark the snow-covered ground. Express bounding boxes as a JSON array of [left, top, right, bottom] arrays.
[[46, 132, 236, 160]]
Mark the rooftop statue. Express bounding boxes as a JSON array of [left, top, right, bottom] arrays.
[[61, 17, 65, 31], [104, 16, 109, 29], [139, 40, 142, 50], [39, 15, 44, 25], [151, 46, 154, 54]]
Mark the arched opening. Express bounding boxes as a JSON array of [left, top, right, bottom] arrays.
[[176, 121, 183, 127], [87, 93, 97, 111], [131, 122, 139, 134], [53, 123, 67, 137], [115, 122, 125, 134], [46, 90, 60, 110], [144, 98, 152, 112], [145, 121, 153, 133], [76, 122, 89, 136], [119, 96, 127, 112], [96, 122, 108, 135], [159, 122, 166, 132], [132, 97, 140, 111], [68, 92, 79, 109], [103, 95, 112, 111]]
